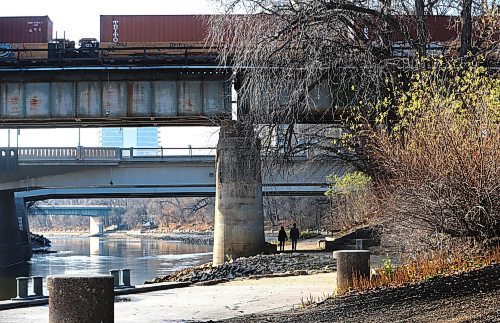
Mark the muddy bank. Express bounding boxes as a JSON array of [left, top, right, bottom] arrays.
[[220, 263, 500, 322]]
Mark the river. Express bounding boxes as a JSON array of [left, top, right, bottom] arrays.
[[0, 236, 213, 301]]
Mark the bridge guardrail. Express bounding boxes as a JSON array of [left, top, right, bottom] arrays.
[[8, 146, 314, 162], [17, 147, 120, 160], [11, 146, 217, 162], [120, 147, 216, 158]]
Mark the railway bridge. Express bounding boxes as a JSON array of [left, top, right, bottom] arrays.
[[28, 205, 113, 236]]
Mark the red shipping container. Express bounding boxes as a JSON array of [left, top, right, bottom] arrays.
[[0, 16, 53, 43], [392, 15, 458, 42], [100, 15, 210, 43]]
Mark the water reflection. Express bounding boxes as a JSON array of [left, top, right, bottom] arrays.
[[0, 237, 212, 301]]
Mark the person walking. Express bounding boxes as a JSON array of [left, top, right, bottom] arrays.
[[278, 226, 288, 252], [290, 223, 300, 251]]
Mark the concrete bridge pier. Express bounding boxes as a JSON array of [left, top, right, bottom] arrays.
[[89, 216, 104, 236], [213, 122, 265, 266], [0, 190, 32, 268]]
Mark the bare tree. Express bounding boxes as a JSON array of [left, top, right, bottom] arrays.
[[415, 0, 428, 56], [148, 197, 215, 229], [209, 1, 402, 127]]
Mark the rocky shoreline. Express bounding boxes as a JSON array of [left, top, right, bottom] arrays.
[[150, 253, 336, 285], [30, 232, 52, 252]]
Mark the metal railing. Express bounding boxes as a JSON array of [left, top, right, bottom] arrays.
[[9, 146, 317, 162], [13, 146, 216, 162], [120, 146, 216, 158]]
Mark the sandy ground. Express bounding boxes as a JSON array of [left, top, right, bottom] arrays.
[[0, 272, 336, 322]]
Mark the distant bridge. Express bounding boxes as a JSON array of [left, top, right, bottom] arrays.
[[28, 205, 112, 217], [28, 205, 113, 236]]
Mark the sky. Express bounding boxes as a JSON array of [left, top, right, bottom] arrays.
[[0, 0, 221, 148]]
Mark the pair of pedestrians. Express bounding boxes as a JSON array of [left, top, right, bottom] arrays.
[[277, 223, 300, 252]]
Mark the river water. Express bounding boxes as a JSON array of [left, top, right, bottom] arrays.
[[0, 236, 213, 301]]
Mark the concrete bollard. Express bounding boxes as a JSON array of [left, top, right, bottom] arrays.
[[32, 276, 44, 297], [121, 269, 131, 287], [47, 275, 114, 323], [333, 250, 370, 294], [16, 277, 29, 299], [109, 269, 120, 288]]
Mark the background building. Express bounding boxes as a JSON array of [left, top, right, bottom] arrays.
[[100, 127, 160, 156]]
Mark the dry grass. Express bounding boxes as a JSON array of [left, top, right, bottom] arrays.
[[348, 246, 500, 294]]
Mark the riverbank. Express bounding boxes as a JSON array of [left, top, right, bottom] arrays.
[[221, 263, 500, 322], [0, 271, 337, 322], [150, 252, 335, 284], [2, 261, 499, 322], [110, 230, 215, 245], [32, 229, 326, 249], [31, 230, 94, 237]]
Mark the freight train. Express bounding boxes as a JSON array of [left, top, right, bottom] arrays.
[[0, 14, 495, 64], [0, 15, 215, 63]]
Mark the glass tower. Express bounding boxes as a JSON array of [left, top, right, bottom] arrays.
[[100, 127, 159, 156]]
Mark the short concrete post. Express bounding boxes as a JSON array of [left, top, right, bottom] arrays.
[[32, 276, 44, 297], [109, 269, 120, 288], [16, 277, 29, 299], [333, 250, 370, 294], [121, 269, 131, 287], [47, 275, 114, 323]]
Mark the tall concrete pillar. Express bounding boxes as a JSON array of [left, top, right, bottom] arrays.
[[0, 190, 32, 268], [89, 216, 103, 236], [213, 122, 265, 266]]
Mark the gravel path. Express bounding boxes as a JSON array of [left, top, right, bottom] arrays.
[[220, 264, 500, 323]]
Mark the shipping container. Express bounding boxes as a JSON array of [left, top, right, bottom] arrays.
[[393, 16, 459, 43], [0, 16, 53, 43], [100, 15, 210, 43]]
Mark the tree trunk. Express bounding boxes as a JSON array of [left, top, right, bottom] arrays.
[[460, 0, 473, 56], [415, 0, 427, 57]]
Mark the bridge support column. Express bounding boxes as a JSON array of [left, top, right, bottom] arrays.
[[89, 216, 103, 236], [0, 190, 32, 268], [213, 122, 265, 266]]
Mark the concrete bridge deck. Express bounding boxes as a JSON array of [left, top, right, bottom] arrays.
[[0, 146, 334, 193]]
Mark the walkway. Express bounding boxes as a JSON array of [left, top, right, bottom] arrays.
[[0, 272, 336, 322]]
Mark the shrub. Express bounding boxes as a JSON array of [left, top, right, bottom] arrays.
[[348, 245, 500, 294], [325, 171, 380, 230], [365, 59, 500, 247]]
